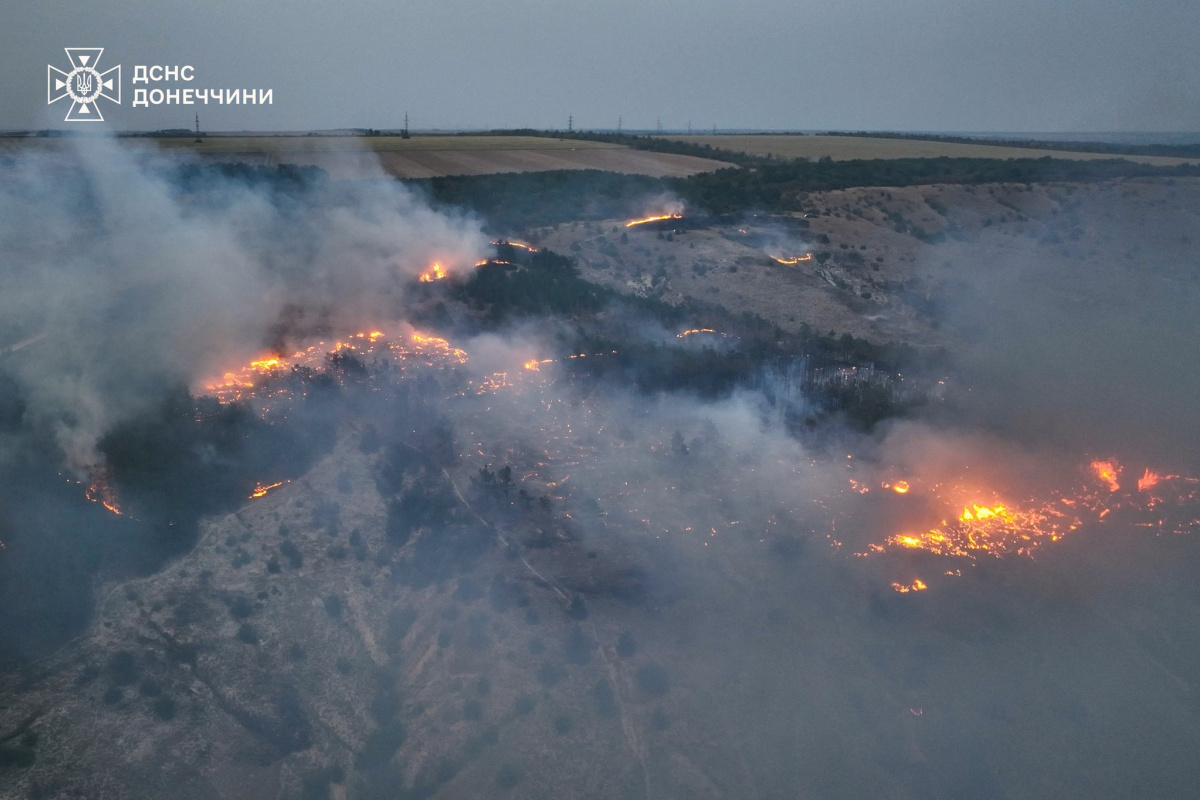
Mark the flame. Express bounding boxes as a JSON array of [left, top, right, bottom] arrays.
[[625, 213, 683, 228], [772, 254, 813, 265], [1091, 459, 1121, 492], [250, 480, 287, 499], [891, 579, 927, 593], [201, 328, 469, 404], [676, 328, 716, 338], [863, 455, 1200, 562], [85, 469, 122, 515], [1137, 469, 1178, 493], [491, 240, 538, 252], [418, 262, 447, 283]]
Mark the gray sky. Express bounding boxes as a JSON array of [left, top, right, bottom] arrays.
[[5, 0, 1200, 132]]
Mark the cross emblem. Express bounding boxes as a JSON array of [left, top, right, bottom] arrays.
[[48, 48, 121, 122]]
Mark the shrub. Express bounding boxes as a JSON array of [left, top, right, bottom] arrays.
[[636, 663, 670, 697], [152, 695, 177, 720]]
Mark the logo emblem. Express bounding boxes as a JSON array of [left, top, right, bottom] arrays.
[[48, 48, 120, 122]]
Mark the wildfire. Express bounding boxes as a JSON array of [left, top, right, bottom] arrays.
[[891, 579, 928, 593], [625, 213, 683, 228], [201, 329, 469, 404], [249, 480, 287, 499], [85, 469, 123, 516], [1091, 459, 1121, 492], [863, 457, 1200, 563], [524, 358, 554, 371], [1137, 468, 1178, 493], [772, 254, 813, 265], [676, 328, 716, 338], [491, 240, 538, 252], [418, 262, 447, 283]]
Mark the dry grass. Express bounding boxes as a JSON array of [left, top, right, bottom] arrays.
[[0, 135, 732, 179], [657, 134, 1198, 166]]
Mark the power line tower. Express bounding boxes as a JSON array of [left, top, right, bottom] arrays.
[[568, 114, 573, 132], [687, 120, 692, 134], [194, 111, 202, 143], [402, 111, 410, 139], [617, 115, 622, 134], [656, 118, 663, 134]]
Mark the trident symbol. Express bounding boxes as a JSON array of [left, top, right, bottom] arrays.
[[48, 48, 121, 122]]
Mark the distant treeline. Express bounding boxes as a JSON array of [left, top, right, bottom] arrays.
[[406, 159, 1200, 229], [824, 131, 1200, 160], [673, 156, 1200, 214]]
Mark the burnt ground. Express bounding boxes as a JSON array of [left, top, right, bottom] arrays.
[[536, 177, 1200, 348], [2, 177, 1200, 799]]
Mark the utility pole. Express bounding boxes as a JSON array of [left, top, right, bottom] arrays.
[[568, 114, 573, 132], [617, 115, 622, 134]]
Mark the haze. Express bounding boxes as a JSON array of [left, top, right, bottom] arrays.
[[4, 0, 1200, 132]]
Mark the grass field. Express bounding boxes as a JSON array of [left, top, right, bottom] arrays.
[[0, 135, 732, 179], [657, 134, 1199, 166]]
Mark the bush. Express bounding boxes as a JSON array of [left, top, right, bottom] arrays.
[[514, 694, 535, 716], [495, 763, 523, 790], [228, 595, 255, 620], [102, 686, 123, 705], [152, 695, 177, 720], [107, 650, 139, 686], [636, 663, 670, 697], [236, 623, 259, 644], [323, 595, 343, 619], [536, 662, 564, 687], [281, 540, 303, 569]]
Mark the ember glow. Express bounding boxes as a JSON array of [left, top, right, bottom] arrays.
[[863, 457, 1200, 562], [491, 240, 538, 252], [891, 579, 927, 593], [1091, 459, 1121, 492], [201, 329, 468, 405], [625, 213, 683, 228], [249, 480, 287, 499], [772, 254, 813, 265], [85, 469, 123, 516]]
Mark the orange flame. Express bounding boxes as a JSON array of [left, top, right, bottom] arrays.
[[250, 480, 287, 499], [418, 262, 447, 283], [1090, 459, 1121, 492], [490, 240, 538, 252], [772, 254, 813, 265], [891, 480, 910, 494], [625, 213, 683, 228], [891, 579, 927, 593], [85, 469, 123, 515]]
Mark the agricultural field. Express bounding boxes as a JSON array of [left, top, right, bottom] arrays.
[[658, 134, 1199, 166], [0, 135, 732, 179]]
